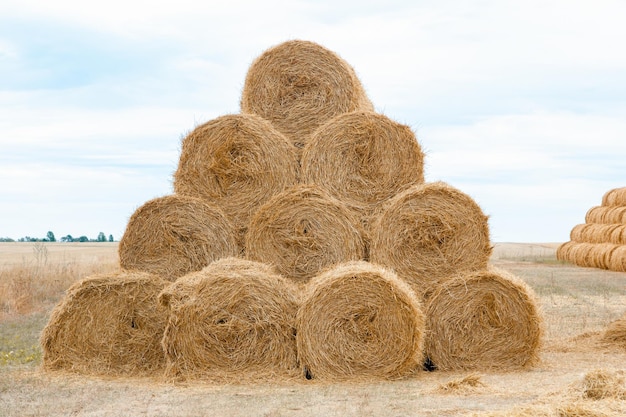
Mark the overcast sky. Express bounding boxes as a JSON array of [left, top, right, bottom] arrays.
[[1, 0, 625, 242]]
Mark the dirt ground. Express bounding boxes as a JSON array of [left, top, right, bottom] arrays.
[[1, 242, 625, 416]]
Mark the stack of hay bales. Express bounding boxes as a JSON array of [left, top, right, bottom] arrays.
[[557, 187, 626, 272], [41, 39, 543, 381]]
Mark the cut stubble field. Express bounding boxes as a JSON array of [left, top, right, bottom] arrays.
[[0, 242, 625, 417]]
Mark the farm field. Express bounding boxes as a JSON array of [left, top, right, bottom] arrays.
[[0, 242, 625, 416]]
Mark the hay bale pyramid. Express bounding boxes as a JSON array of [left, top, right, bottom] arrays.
[[41, 39, 542, 381], [557, 187, 626, 272]]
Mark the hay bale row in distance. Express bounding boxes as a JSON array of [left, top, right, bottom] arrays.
[[245, 184, 366, 284], [300, 111, 425, 226], [369, 181, 492, 299], [240, 39, 374, 154], [173, 113, 300, 247], [296, 261, 424, 380], [41, 271, 169, 377], [424, 267, 543, 371], [556, 241, 624, 271], [569, 223, 626, 245], [159, 257, 300, 381], [118, 194, 239, 280], [601, 187, 626, 207], [585, 206, 626, 224]]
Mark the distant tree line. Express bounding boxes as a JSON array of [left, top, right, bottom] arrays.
[[0, 231, 115, 243]]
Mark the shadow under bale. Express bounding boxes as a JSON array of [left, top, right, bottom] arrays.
[[159, 257, 301, 382], [40, 271, 169, 377]]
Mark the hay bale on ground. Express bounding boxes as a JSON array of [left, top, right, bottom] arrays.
[[40, 271, 169, 377], [240, 40, 373, 153], [300, 111, 425, 224], [119, 194, 239, 280], [424, 267, 542, 371], [159, 257, 300, 381], [602, 187, 626, 207], [296, 261, 424, 381], [245, 184, 366, 284], [173, 114, 299, 247], [369, 181, 492, 298], [585, 206, 626, 224], [602, 314, 626, 349], [556, 240, 577, 263]]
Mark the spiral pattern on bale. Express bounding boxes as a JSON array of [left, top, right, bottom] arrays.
[[296, 261, 424, 380], [424, 267, 543, 371], [119, 194, 239, 280]]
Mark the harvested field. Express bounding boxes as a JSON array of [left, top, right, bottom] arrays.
[[1, 242, 626, 416]]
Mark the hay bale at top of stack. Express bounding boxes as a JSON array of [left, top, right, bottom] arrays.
[[296, 261, 424, 381], [41, 271, 169, 377], [369, 181, 492, 299], [118, 194, 239, 281], [173, 113, 300, 246], [300, 111, 425, 222], [245, 184, 366, 284], [424, 267, 543, 371], [240, 40, 374, 153], [159, 257, 300, 381], [602, 187, 626, 207]]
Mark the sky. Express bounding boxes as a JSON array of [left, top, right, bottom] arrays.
[[1, 0, 625, 242]]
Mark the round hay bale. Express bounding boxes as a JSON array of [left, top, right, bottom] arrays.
[[245, 184, 366, 284], [569, 223, 590, 242], [608, 245, 626, 272], [578, 224, 622, 244], [40, 271, 169, 376], [119, 194, 239, 280], [424, 267, 543, 371], [296, 261, 424, 380], [570, 242, 619, 269], [610, 225, 626, 245], [173, 113, 300, 246], [300, 111, 425, 222], [602, 314, 626, 349], [240, 40, 374, 152], [159, 257, 300, 381], [585, 206, 626, 224], [556, 240, 577, 263], [602, 187, 626, 206], [369, 181, 492, 298]]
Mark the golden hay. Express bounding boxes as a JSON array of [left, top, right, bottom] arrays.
[[602, 313, 626, 349], [585, 206, 626, 224], [118, 194, 239, 280], [369, 181, 492, 298], [581, 369, 626, 400], [40, 271, 169, 377], [245, 184, 366, 284], [296, 261, 424, 380], [570, 224, 623, 244], [300, 111, 425, 221], [159, 257, 300, 381], [240, 40, 373, 152], [556, 241, 620, 270], [556, 240, 577, 263], [608, 245, 626, 272], [173, 113, 299, 246], [424, 267, 543, 371], [435, 373, 488, 395], [609, 225, 626, 245], [601, 187, 626, 206]]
